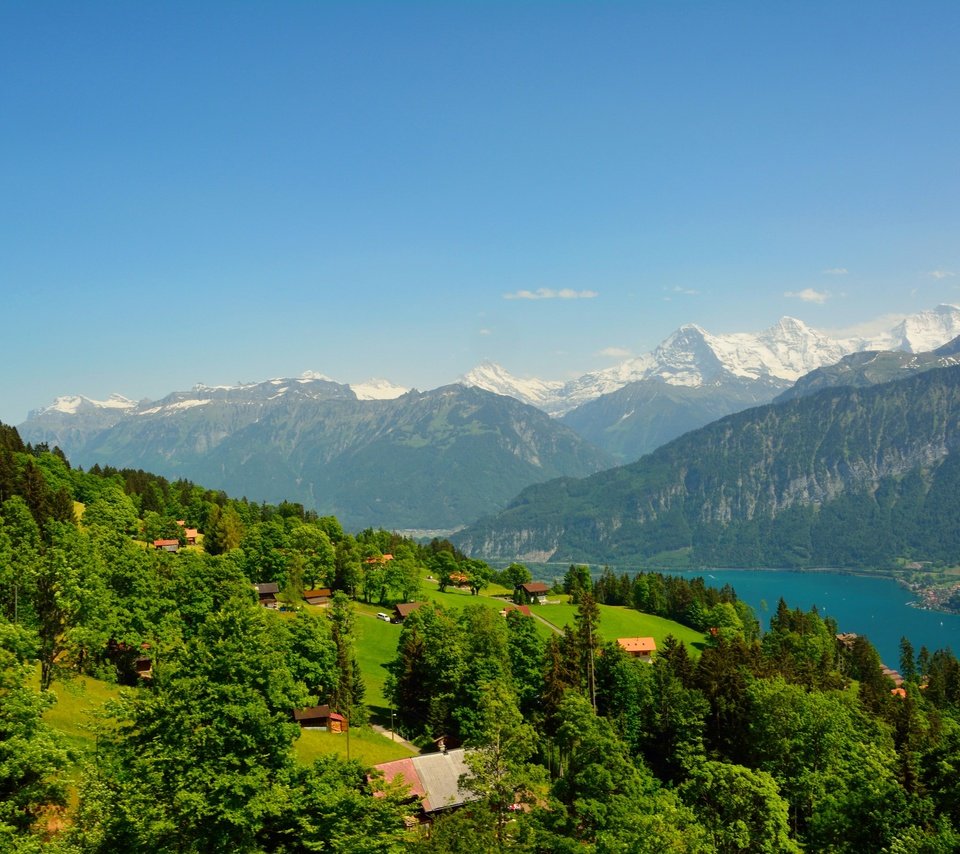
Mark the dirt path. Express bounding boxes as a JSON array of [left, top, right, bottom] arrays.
[[371, 724, 420, 753]]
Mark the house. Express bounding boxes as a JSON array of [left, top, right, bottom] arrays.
[[134, 656, 153, 680], [153, 539, 180, 552], [617, 637, 657, 661], [364, 553, 394, 565], [881, 666, 904, 687], [371, 747, 476, 817], [175, 520, 199, 544], [293, 704, 348, 733], [254, 582, 280, 606], [500, 603, 533, 618], [303, 587, 332, 605], [520, 581, 550, 604], [394, 602, 424, 622]]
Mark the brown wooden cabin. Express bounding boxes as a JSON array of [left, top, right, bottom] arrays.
[[303, 587, 332, 605], [293, 704, 348, 732], [393, 601, 424, 622], [253, 582, 280, 606], [520, 581, 550, 604]]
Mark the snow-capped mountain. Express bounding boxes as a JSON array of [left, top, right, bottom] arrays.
[[458, 361, 564, 409], [350, 378, 410, 400], [852, 304, 960, 354], [460, 304, 960, 416], [30, 393, 138, 419]]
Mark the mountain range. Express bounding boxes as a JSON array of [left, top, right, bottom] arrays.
[[453, 362, 960, 568], [17, 304, 960, 535], [463, 304, 960, 461], [19, 380, 611, 531]]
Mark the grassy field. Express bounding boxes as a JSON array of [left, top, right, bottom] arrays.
[[35, 669, 122, 758], [354, 612, 402, 711], [293, 725, 415, 766], [529, 602, 707, 653]]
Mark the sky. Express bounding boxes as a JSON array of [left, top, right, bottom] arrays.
[[2, 1, 959, 424]]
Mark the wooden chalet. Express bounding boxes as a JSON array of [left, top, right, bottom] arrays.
[[520, 581, 550, 604], [293, 704, 348, 732], [153, 539, 180, 552], [617, 637, 657, 661], [303, 587, 332, 605], [393, 601, 424, 622], [253, 582, 280, 606], [174, 521, 199, 544]]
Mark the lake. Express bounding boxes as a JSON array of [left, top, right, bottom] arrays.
[[666, 569, 960, 669]]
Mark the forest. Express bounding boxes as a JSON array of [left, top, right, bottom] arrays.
[[1, 421, 959, 853]]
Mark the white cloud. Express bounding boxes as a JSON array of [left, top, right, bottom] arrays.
[[503, 288, 599, 300], [784, 288, 830, 304], [478, 328, 492, 336], [598, 346, 631, 358], [929, 269, 956, 279], [822, 267, 848, 275], [666, 285, 701, 295]]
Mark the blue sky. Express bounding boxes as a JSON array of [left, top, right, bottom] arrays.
[[2, 1, 958, 424]]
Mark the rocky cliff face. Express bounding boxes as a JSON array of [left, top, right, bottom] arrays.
[[454, 364, 960, 567]]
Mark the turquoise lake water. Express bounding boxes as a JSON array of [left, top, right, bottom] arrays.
[[666, 569, 960, 668]]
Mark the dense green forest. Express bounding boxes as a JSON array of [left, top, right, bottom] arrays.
[[2, 422, 960, 852]]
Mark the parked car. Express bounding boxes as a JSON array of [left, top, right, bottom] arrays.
[[376, 612, 391, 622]]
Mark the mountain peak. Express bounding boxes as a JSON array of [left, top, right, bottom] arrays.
[[459, 362, 564, 408], [350, 378, 409, 400], [32, 393, 138, 418]]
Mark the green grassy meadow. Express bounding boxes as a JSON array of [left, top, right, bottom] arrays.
[[528, 602, 707, 654], [293, 725, 415, 766]]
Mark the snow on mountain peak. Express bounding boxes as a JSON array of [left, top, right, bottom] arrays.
[[459, 361, 564, 408], [39, 393, 138, 416], [868, 304, 960, 354], [299, 370, 336, 383], [350, 378, 409, 400]]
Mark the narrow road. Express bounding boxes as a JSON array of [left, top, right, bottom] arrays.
[[371, 724, 420, 753]]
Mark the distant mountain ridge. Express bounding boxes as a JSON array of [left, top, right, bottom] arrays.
[[20, 380, 611, 531], [453, 362, 960, 568], [18, 304, 960, 532], [775, 334, 960, 403]]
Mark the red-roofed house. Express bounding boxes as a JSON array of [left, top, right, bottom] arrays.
[[617, 637, 657, 662], [153, 539, 180, 552], [371, 748, 476, 818]]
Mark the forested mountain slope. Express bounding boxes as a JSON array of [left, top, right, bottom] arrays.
[[455, 364, 960, 567], [559, 374, 785, 463], [22, 382, 611, 530]]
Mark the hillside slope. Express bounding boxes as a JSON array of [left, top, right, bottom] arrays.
[[454, 364, 960, 567], [22, 381, 611, 530]]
